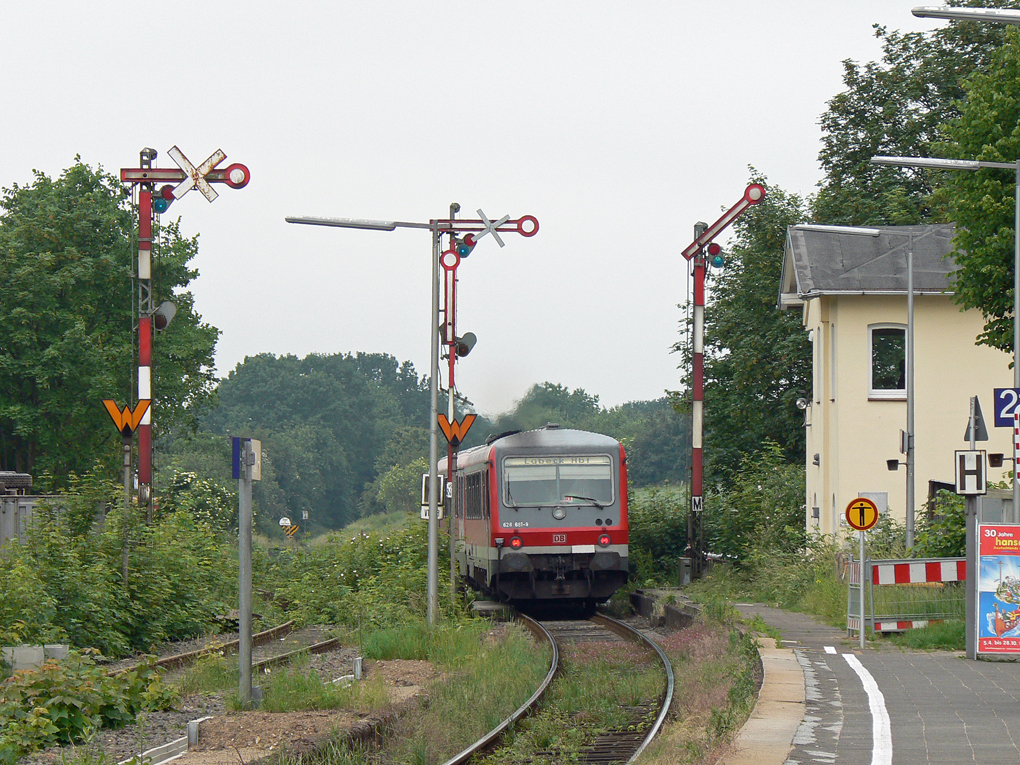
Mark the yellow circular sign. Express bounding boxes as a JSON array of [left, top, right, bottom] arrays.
[[845, 497, 879, 531]]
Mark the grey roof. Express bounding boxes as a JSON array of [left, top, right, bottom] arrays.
[[779, 223, 958, 307]]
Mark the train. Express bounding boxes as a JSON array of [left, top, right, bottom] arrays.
[[439, 424, 629, 606]]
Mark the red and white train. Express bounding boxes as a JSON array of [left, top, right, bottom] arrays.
[[440, 425, 629, 605]]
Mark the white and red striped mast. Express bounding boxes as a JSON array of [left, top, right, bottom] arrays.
[[680, 184, 765, 577], [120, 147, 250, 513]]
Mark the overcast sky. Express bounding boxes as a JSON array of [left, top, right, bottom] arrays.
[[1, 1, 942, 417]]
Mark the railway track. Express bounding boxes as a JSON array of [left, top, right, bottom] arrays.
[[109, 621, 346, 678], [441, 612, 673, 765]]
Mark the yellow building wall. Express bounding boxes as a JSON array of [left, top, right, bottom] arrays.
[[803, 293, 1013, 539]]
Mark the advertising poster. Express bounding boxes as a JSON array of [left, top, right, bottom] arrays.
[[978, 524, 1020, 654]]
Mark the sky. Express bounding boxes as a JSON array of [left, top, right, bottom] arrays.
[[0, 1, 944, 417]]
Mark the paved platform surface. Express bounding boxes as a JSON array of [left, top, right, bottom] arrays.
[[730, 604, 1020, 765]]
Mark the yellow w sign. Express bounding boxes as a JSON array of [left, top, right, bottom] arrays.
[[102, 400, 151, 436], [438, 414, 477, 447]]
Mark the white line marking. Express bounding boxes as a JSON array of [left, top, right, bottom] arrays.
[[825, 646, 837, 654], [844, 654, 892, 765]]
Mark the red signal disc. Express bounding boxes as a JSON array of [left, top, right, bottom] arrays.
[[598, 534, 611, 547], [224, 163, 250, 189], [510, 536, 523, 549], [516, 215, 539, 237]]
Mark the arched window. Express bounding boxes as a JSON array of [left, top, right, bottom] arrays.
[[870, 324, 906, 399]]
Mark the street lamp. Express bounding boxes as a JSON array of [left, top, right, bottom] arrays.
[[287, 214, 443, 624], [285, 210, 538, 624], [872, 154, 1020, 524], [913, 6, 1020, 25]]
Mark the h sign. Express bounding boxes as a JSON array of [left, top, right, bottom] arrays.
[[955, 450, 986, 495]]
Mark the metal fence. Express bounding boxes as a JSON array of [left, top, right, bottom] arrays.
[[847, 556, 966, 634], [0, 495, 39, 546]]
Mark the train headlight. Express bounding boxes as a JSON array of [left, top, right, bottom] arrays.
[[598, 533, 611, 547], [510, 536, 524, 550], [552, 507, 566, 520]]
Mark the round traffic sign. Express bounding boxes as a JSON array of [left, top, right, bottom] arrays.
[[845, 498, 879, 531], [278, 516, 292, 527]]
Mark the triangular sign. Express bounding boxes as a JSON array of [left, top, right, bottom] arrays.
[[964, 396, 989, 442]]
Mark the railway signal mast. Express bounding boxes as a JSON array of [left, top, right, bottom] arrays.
[[680, 184, 765, 578], [286, 208, 538, 625], [119, 147, 250, 514]]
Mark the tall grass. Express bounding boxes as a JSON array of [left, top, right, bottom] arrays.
[[288, 617, 550, 765]]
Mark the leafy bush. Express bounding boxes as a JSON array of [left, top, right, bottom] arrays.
[[0, 651, 176, 763], [259, 522, 441, 629], [914, 490, 966, 558], [6, 500, 235, 657], [0, 545, 64, 647], [704, 441, 805, 564], [158, 470, 239, 533], [627, 484, 687, 583]]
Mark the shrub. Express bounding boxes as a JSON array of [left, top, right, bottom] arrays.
[[0, 651, 176, 762], [914, 490, 966, 558], [628, 484, 687, 583], [704, 441, 805, 564]]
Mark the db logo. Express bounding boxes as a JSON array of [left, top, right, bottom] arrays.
[[552, 534, 566, 544]]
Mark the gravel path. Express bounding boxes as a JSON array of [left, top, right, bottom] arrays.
[[17, 631, 361, 765]]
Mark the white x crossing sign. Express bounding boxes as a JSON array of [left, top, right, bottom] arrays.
[[472, 209, 510, 248], [168, 146, 227, 202]]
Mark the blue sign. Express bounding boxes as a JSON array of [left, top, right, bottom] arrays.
[[994, 388, 1020, 428], [232, 437, 243, 479]]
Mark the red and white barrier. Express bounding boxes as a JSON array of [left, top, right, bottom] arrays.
[[848, 557, 966, 634], [870, 558, 966, 586]]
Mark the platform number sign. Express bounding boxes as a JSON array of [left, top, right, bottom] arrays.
[[994, 388, 1020, 427]]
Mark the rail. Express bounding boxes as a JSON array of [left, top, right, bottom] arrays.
[[439, 613, 558, 765]]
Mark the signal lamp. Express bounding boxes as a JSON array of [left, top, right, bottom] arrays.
[[152, 301, 177, 331], [707, 242, 724, 269], [455, 234, 476, 258], [153, 185, 175, 214], [454, 332, 477, 357], [989, 453, 1005, 468], [509, 536, 523, 550], [598, 534, 611, 547]]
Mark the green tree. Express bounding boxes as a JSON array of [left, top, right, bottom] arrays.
[[489, 382, 603, 433], [204, 352, 430, 530], [0, 161, 218, 483], [813, 0, 1020, 226], [938, 28, 1020, 353], [674, 173, 811, 481], [704, 441, 805, 563]]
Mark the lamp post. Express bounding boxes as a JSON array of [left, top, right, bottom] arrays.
[[285, 210, 538, 624], [913, 6, 1020, 26], [872, 154, 1020, 525]]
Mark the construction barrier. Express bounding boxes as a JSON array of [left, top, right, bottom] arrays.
[[847, 556, 966, 634]]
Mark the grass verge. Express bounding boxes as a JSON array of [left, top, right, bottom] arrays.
[[277, 617, 550, 765]]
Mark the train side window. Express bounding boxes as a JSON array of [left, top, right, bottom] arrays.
[[464, 472, 484, 520]]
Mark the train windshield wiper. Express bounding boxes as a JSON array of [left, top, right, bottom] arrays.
[[506, 483, 519, 511], [565, 495, 605, 509]]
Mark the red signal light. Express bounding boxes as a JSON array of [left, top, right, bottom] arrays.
[[510, 536, 523, 550], [598, 534, 611, 547]]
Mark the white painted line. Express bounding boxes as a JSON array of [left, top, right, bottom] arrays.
[[844, 654, 892, 765], [825, 645, 837, 654]]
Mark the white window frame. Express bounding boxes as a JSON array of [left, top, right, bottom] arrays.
[[869, 323, 906, 400]]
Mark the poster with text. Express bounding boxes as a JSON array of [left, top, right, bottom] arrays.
[[978, 524, 1020, 654]]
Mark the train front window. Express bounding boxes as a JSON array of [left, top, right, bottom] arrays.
[[503, 455, 613, 507]]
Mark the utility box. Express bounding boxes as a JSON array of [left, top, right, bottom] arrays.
[[679, 557, 692, 587]]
